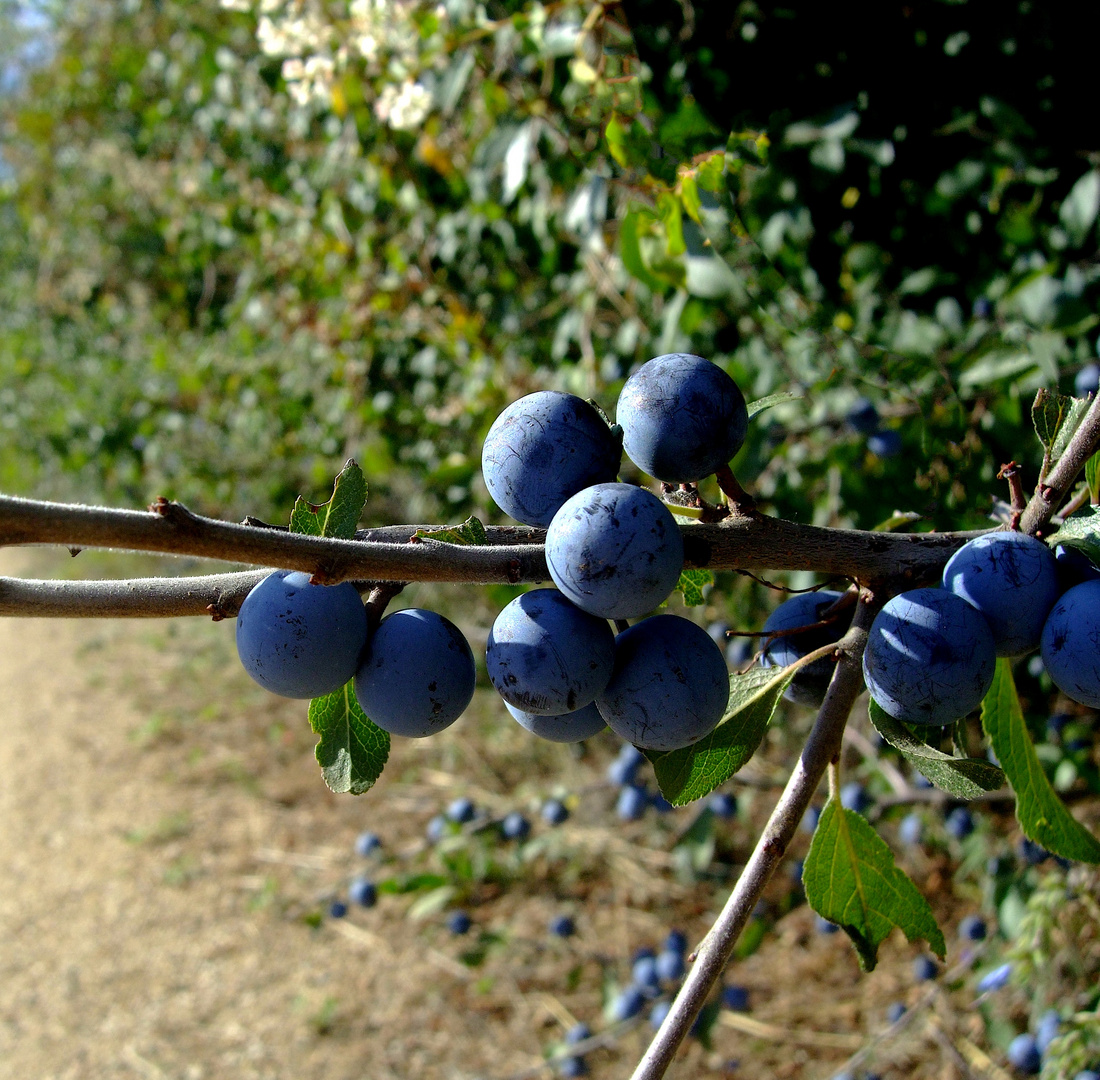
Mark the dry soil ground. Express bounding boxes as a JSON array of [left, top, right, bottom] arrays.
[[0, 548, 1080, 1080]]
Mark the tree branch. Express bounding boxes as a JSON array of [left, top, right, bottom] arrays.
[[629, 593, 879, 1080]]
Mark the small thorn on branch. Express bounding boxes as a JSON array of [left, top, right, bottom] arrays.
[[68, 547, 81, 557], [206, 602, 227, 622], [997, 461, 1026, 525]]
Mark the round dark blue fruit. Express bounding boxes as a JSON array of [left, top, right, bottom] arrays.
[[353, 608, 475, 737], [597, 614, 729, 751], [236, 570, 368, 699], [505, 700, 607, 743], [942, 531, 1060, 656], [1040, 580, 1100, 708], [616, 353, 748, 482], [760, 590, 851, 707], [545, 482, 684, 620], [480, 390, 621, 526], [487, 589, 615, 715], [863, 588, 997, 726]]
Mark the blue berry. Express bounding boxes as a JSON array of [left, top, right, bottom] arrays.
[[801, 805, 822, 833], [816, 916, 840, 935], [886, 1002, 907, 1023], [541, 798, 570, 826], [597, 615, 729, 751], [617, 784, 648, 821], [559, 1056, 589, 1078], [1036, 1009, 1061, 1054], [868, 429, 902, 458], [632, 954, 661, 993], [1075, 362, 1100, 398], [1019, 838, 1050, 865], [446, 797, 477, 824], [487, 590, 616, 715], [608, 985, 646, 1022], [760, 590, 850, 707], [1073, 1072, 1100, 1080], [354, 609, 475, 737], [976, 962, 1013, 992], [549, 915, 576, 938], [501, 811, 531, 841], [607, 744, 644, 786], [913, 955, 938, 982], [507, 701, 607, 743], [354, 831, 381, 856], [651, 792, 674, 813], [649, 999, 672, 1029], [972, 297, 993, 318], [840, 781, 873, 814], [863, 588, 997, 726], [447, 911, 472, 935], [481, 391, 621, 526], [1007, 1033, 1042, 1074], [958, 914, 987, 941], [329, 900, 348, 919], [655, 949, 685, 983], [664, 929, 688, 955], [564, 1022, 591, 1046], [847, 397, 880, 434], [709, 792, 738, 819], [1054, 545, 1100, 589], [616, 353, 748, 482], [348, 877, 377, 908], [546, 483, 684, 620], [426, 814, 448, 842], [898, 813, 924, 846], [721, 984, 750, 1011], [943, 532, 1061, 657], [236, 571, 368, 699], [1041, 581, 1100, 708], [945, 806, 975, 839]]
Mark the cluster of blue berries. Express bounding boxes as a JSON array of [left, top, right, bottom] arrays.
[[846, 397, 901, 459], [483, 354, 748, 752], [864, 529, 1100, 727], [235, 570, 477, 737]]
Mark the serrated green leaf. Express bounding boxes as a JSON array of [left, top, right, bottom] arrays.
[[414, 516, 488, 546], [644, 665, 794, 805], [1048, 505, 1100, 566], [1032, 390, 1089, 461], [1085, 450, 1100, 505], [675, 567, 713, 607], [868, 699, 1005, 799], [981, 659, 1100, 864], [746, 390, 802, 419], [308, 682, 390, 795], [803, 801, 946, 971], [289, 460, 367, 539]]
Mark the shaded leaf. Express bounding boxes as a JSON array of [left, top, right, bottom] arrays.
[[1059, 170, 1100, 246], [414, 516, 488, 546], [1032, 390, 1089, 463], [308, 682, 390, 796], [747, 390, 802, 419], [376, 873, 450, 895], [871, 511, 922, 532], [644, 665, 794, 805], [803, 801, 946, 971], [675, 567, 713, 607], [868, 699, 1005, 799], [1048, 505, 1100, 566], [289, 460, 367, 540], [981, 659, 1100, 864], [1085, 451, 1100, 505]]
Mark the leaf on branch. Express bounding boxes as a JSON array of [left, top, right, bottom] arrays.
[[675, 567, 713, 607], [981, 659, 1100, 864], [290, 460, 368, 539], [746, 390, 802, 419], [1085, 450, 1100, 506], [308, 682, 390, 796], [1032, 390, 1090, 465], [868, 699, 1005, 799], [871, 511, 922, 533], [1047, 505, 1100, 566], [803, 801, 946, 972], [644, 665, 794, 805], [413, 516, 489, 546]]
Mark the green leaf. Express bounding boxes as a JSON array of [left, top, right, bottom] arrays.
[[308, 682, 390, 796], [644, 665, 794, 805], [981, 659, 1100, 864], [1085, 450, 1100, 505], [746, 390, 802, 419], [871, 511, 923, 532], [620, 208, 669, 294], [675, 567, 713, 607], [414, 516, 488, 545], [289, 460, 367, 539], [657, 191, 686, 257], [803, 801, 946, 971], [1032, 390, 1090, 463], [1059, 170, 1100, 246], [603, 114, 651, 171], [1048, 505, 1100, 566], [868, 699, 1005, 799]]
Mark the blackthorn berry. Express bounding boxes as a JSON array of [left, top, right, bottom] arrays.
[[708, 792, 738, 819], [617, 784, 648, 821], [447, 911, 472, 935], [632, 954, 661, 994], [801, 805, 822, 833], [349, 877, 377, 908], [481, 391, 621, 527], [541, 798, 570, 826], [329, 900, 348, 919], [886, 1002, 907, 1023], [597, 614, 729, 751], [816, 916, 840, 935], [1036, 1009, 1061, 1054], [664, 929, 688, 955], [760, 590, 851, 707], [1075, 362, 1100, 398], [501, 811, 531, 841], [867, 429, 902, 458], [655, 949, 685, 983], [607, 743, 644, 786], [354, 831, 381, 856], [616, 353, 748, 482], [608, 985, 646, 1022], [976, 962, 1013, 992], [564, 1022, 591, 1046], [354, 608, 476, 737], [721, 984, 750, 1011], [945, 806, 975, 839], [546, 483, 684, 620], [559, 1056, 589, 1078], [898, 813, 924, 846], [648, 999, 671, 1029], [426, 814, 447, 842], [446, 797, 476, 824], [236, 570, 368, 699], [913, 955, 938, 981], [958, 914, 987, 941], [1007, 1033, 1042, 1074], [549, 914, 576, 938], [506, 701, 607, 743], [1041, 581, 1100, 708], [847, 397, 880, 434], [839, 781, 872, 814]]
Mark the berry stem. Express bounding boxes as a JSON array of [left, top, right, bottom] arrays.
[[714, 464, 756, 513]]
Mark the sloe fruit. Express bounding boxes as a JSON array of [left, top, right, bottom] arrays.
[[1040, 580, 1100, 707], [505, 700, 607, 743], [760, 590, 851, 706]]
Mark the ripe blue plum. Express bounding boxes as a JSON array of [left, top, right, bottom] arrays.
[[549, 914, 576, 938], [615, 353, 749, 482], [847, 397, 880, 434], [1040, 580, 1100, 707], [1036, 1010, 1061, 1054], [608, 743, 645, 786], [839, 781, 872, 814], [708, 792, 737, 819], [354, 831, 381, 856], [487, 589, 615, 714], [446, 796, 476, 824], [913, 956, 938, 982], [721, 985, 750, 1011], [617, 784, 648, 821], [500, 811, 530, 841], [1076, 362, 1100, 397], [608, 985, 646, 1022], [597, 615, 730, 751], [760, 590, 851, 706], [886, 1002, 907, 1023], [945, 807, 975, 839], [958, 914, 987, 941], [481, 390, 621, 526], [863, 589, 997, 726], [942, 531, 1060, 656], [545, 483, 684, 620], [349, 877, 377, 908], [867, 429, 902, 458], [540, 798, 569, 825], [505, 701, 607, 743], [235, 570, 368, 699], [648, 1000, 671, 1029], [976, 962, 1012, 992], [655, 949, 685, 983], [1007, 1033, 1042, 1075], [898, 813, 924, 846], [354, 609, 475, 737], [447, 911, 472, 935]]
